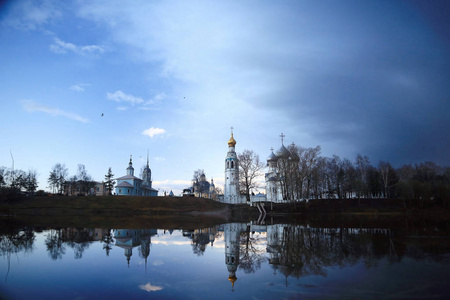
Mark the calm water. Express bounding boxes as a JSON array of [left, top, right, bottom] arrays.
[[1, 220, 449, 299]]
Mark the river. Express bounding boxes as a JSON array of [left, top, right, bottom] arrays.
[[1, 219, 449, 299]]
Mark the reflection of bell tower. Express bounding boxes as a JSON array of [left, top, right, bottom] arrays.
[[224, 223, 242, 291]]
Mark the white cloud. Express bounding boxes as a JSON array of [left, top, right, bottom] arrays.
[[139, 282, 163, 292], [70, 83, 90, 92], [50, 38, 105, 55], [22, 100, 89, 123], [106, 90, 144, 106], [116, 106, 128, 111], [142, 127, 165, 138]]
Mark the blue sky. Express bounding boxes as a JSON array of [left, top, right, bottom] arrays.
[[1, 0, 449, 195]]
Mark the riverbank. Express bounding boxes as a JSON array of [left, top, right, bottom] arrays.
[[0, 195, 256, 228], [1, 195, 448, 228]]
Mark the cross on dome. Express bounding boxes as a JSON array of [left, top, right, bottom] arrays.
[[228, 126, 236, 147], [279, 133, 285, 145]]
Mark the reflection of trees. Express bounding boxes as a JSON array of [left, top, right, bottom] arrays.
[[186, 228, 218, 256], [102, 229, 114, 256], [0, 227, 35, 281], [45, 229, 66, 260], [268, 226, 404, 282], [45, 228, 103, 260], [62, 228, 92, 259], [239, 225, 266, 274]]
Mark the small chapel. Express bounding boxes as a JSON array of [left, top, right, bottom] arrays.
[[115, 155, 158, 196]]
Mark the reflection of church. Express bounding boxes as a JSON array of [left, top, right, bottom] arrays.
[[224, 223, 247, 289], [183, 228, 218, 254], [114, 229, 157, 267]]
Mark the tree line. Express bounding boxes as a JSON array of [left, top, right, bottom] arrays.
[[238, 146, 450, 207], [0, 163, 116, 200]]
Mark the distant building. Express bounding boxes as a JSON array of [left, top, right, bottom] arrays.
[[64, 180, 105, 196], [115, 155, 158, 196], [186, 173, 217, 200], [94, 182, 107, 196]]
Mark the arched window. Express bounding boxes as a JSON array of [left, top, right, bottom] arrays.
[[227, 161, 230, 168], [231, 161, 234, 168]]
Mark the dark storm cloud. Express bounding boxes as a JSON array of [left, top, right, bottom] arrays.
[[252, 0, 450, 166]]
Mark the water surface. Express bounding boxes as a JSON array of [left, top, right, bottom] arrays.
[[1, 221, 449, 299]]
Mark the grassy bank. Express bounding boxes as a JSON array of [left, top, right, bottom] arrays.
[[0, 195, 257, 228], [1, 195, 448, 229]]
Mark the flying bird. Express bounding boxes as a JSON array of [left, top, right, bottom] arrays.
[[101, 113, 104, 117]]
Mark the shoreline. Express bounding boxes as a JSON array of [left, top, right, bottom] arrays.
[[1, 195, 449, 229]]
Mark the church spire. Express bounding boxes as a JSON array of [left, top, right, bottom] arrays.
[[228, 126, 236, 147]]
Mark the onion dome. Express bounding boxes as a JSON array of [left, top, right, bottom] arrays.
[[228, 275, 237, 287], [267, 150, 278, 162], [228, 132, 236, 147], [276, 144, 291, 158]]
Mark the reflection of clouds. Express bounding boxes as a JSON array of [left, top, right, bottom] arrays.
[[152, 240, 191, 246], [152, 260, 164, 266], [139, 282, 163, 292]]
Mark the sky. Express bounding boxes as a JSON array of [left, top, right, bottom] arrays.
[[1, 0, 449, 195]]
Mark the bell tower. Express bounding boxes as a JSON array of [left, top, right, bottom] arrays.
[[224, 127, 241, 204]]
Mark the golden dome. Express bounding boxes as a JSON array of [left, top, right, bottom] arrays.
[[228, 275, 237, 286], [228, 133, 236, 147]]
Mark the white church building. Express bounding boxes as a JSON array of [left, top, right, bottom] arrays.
[[115, 155, 158, 196], [222, 130, 298, 205]]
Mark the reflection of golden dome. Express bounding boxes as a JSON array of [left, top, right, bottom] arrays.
[[228, 133, 236, 147], [228, 275, 237, 287]]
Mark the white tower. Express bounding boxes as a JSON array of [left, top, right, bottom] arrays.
[[224, 127, 241, 204]]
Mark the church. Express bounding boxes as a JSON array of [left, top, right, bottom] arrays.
[[191, 173, 217, 200], [115, 155, 158, 196], [222, 129, 299, 205], [265, 133, 299, 203]]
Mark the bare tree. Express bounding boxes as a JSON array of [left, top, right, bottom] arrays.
[[192, 169, 205, 182], [355, 154, 371, 198], [378, 161, 398, 198], [301, 146, 322, 199], [77, 164, 94, 195], [24, 170, 38, 195], [238, 149, 265, 202], [48, 163, 68, 194], [0, 167, 6, 187], [215, 186, 223, 195]]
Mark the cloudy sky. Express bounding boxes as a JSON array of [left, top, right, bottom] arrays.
[[1, 0, 449, 194]]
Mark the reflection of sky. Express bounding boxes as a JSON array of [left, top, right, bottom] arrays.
[[1, 228, 449, 299]]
